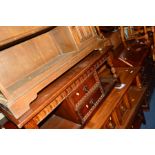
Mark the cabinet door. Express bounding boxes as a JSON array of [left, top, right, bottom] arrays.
[[115, 99, 128, 125], [68, 26, 98, 49]]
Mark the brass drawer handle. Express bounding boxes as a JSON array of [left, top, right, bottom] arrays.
[[109, 116, 112, 121], [76, 92, 80, 96], [83, 85, 89, 93], [85, 104, 89, 109], [108, 121, 115, 129], [120, 105, 126, 112]]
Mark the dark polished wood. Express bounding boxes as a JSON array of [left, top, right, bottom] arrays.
[[84, 67, 145, 129], [112, 42, 150, 67]]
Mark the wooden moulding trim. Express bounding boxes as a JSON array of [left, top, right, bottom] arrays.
[[0, 26, 55, 51]]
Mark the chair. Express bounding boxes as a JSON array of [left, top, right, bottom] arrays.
[[120, 26, 150, 47]]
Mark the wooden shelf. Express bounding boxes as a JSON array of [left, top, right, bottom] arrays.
[[40, 115, 81, 129]]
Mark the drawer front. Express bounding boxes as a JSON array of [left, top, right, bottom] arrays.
[[78, 87, 103, 120], [68, 73, 97, 104], [115, 99, 128, 125], [102, 115, 116, 129]]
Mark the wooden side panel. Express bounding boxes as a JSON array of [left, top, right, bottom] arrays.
[[0, 31, 60, 88], [49, 26, 77, 53], [68, 26, 97, 50]]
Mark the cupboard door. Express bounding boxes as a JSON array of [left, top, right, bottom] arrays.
[[115, 99, 128, 125]]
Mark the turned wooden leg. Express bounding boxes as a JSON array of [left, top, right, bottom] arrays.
[[24, 120, 39, 129], [135, 74, 142, 88], [107, 53, 121, 86]]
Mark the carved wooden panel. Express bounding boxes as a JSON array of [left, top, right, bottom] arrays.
[[68, 26, 98, 50]]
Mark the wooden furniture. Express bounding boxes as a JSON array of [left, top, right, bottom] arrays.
[[120, 26, 150, 46], [111, 40, 151, 112], [55, 50, 117, 125], [84, 67, 147, 129], [0, 48, 117, 128], [82, 29, 150, 129], [0, 26, 148, 129], [112, 42, 150, 67], [0, 26, 104, 119], [99, 27, 121, 50]]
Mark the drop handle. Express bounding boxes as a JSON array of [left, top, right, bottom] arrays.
[[85, 104, 89, 109], [83, 85, 89, 93], [120, 105, 126, 112], [108, 121, 115, 129]]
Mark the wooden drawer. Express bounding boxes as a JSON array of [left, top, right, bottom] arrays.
[[68, 73, 97, 104], [115, 99, 128, 125], [102, 115, 116, 129], [77, 86, 104, 122]]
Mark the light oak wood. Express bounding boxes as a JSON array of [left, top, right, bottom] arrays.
[[0, 26, 104, 119]]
